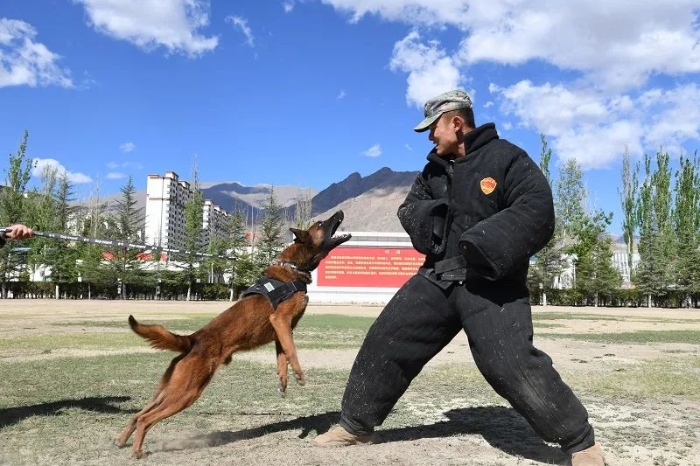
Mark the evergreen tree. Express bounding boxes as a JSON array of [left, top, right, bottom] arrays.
[[556, 158, 587, 238], [570, 212, 621, 306], [635, 153, 666, 306], [255, 187, 285, 276], [25, 164, 58, 275], [25, 167, 78, 298], [618, 146, 638, 284], [223, 209, 257, 299], [672, 152, 700, 305], [202, 235, 227, 285], [181, 185, 205, 301], [555, 157, 588, 290], [76, 182, 111, 297], [652, 150, 676, 292], [103, 176, 145, 298], [0, 130, 35, 297], [49, 174, 79, 295], [529, 135, 567, 305], [557, 157, 618, 301]]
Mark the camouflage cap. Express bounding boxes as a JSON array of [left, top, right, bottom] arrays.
[[414, 89, 473, 132]]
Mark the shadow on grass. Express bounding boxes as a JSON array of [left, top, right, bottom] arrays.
[[0, 395, 133, 428], [161, 406, 566, 464]]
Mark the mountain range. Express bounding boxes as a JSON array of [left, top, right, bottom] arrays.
[[97, 167, 420, 233], [205, 166, 420, 232]]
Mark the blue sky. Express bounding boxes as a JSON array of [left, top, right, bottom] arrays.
[[2, 1, 700, 234]]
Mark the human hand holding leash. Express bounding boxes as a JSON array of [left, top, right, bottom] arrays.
[[0, 224, 34, 240]]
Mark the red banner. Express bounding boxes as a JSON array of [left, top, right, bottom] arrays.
[[317, 246, 425, 287]]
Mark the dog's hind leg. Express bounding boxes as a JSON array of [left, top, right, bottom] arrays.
[[114, 394, 163, 447], [131, 355, 216, 459], [115, 352, 185, 448], [275, 340, 289, 397]]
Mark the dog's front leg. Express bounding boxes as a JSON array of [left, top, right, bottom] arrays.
[[275, 340, 289, 397], [269, 313, 304, 390]]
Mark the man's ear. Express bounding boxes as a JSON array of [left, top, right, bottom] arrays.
[[290, 227, 309, 243], [451, 115, 465, 131]]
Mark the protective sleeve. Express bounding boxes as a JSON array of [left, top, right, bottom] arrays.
[[397, 175, 449, 256], [458, 151, 555, 280]]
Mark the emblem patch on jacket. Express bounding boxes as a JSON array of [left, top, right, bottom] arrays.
[[480, 177, 497, 195]]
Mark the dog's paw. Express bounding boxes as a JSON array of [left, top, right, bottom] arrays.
[[294, 373, 305, 386], [278, 381, 287, 398], [132, 450, 149, 459]]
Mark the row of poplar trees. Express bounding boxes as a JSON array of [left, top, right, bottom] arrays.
[[0, 131, 312, 300], [529, 135, 700, 308]]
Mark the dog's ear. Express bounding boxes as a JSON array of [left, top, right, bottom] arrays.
[[290, 227, 309, 243]]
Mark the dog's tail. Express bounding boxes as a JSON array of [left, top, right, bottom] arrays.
[[128, 315, 192, 353]]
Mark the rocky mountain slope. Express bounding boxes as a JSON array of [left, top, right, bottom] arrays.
[[85, 167, 419, 233]]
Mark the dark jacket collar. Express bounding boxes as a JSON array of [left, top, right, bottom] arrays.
[[463, 122, 498, 154]]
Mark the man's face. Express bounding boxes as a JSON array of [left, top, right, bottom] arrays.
[[428, 113, 460, 156]]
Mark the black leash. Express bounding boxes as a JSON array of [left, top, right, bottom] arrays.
[[0, 228, 235, 260]]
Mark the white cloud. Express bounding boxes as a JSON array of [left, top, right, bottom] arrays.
[[283, 1, 295, 12], [0, 19, 72, 88], [361, 144, 382, 157], [390, 31, 464, 108], [489, 80, 700, 169], [74, 0, 218, 57], [107, 172, 126, 180], [643, 84, 700, 150], [32, 158, 92, 184], [320, 0, 700, 169], [457, 1, 700, 90], [225, 15, 254, 47], [336, 89, 346, 99], [405, 143, 413, 151], [553, 122, 644, 169], [320, 0, 469, 27], [483, 101, 494, 108], [323, 0, 700, 89], [119, 142, 135, 153], [491, 80, 609, 136]]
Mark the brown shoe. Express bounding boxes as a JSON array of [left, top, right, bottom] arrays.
[[313, 426, 373, 447], [571, 443, 605, 466]]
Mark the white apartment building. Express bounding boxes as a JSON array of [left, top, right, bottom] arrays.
[[144, 171, 228, 252], [202, 199, 230, 248]]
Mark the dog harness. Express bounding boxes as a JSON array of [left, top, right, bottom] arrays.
[[240, 277, 307, 310]]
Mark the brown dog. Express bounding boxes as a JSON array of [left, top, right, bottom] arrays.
[[114, 210, 351, 458]]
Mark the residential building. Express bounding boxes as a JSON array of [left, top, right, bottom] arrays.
[[144, 171, 230, 254], [202, 199, 230, 248]]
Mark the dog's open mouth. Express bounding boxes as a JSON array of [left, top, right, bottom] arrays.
[[328, 211, 352, 247], [331, 232, 352, 246], [329, 224, 352, 247]]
